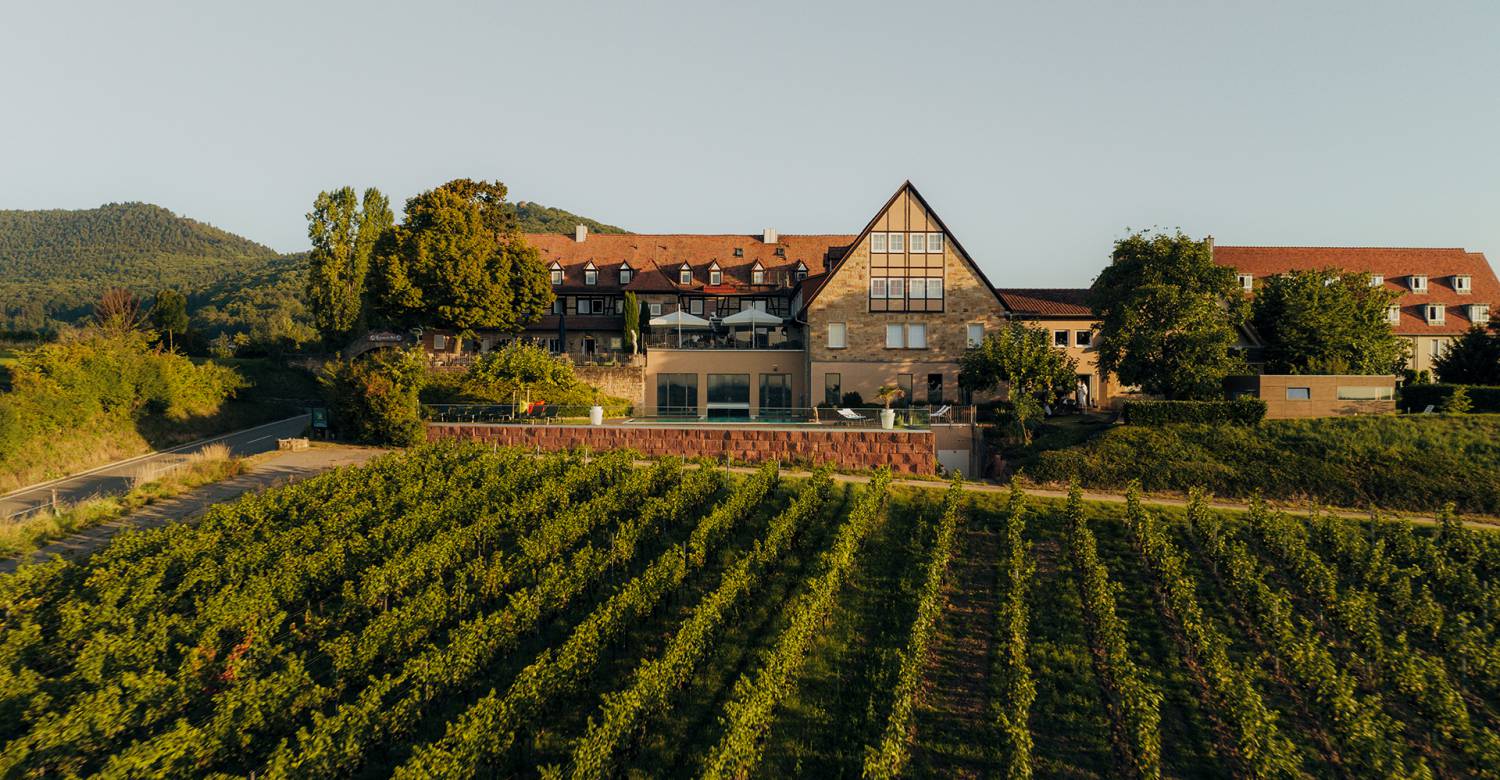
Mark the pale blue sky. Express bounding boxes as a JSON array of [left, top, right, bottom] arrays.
[[3, 0, 1497, 286]]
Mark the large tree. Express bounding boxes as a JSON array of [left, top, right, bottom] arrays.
[[1251, 268, 1408, 375], [1434, 325, 1500, 385], [1089, 231, 1246, 400], [959, 322, 1078, 443], [306, 187, 392, 344], [148, 288, 188, 351], [371, 179, 552, 333]]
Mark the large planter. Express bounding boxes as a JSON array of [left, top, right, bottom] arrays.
[[589, 405, 605, 426], [879, 408, 896, 430]]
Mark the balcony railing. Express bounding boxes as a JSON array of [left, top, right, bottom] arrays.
[[643, 332, 803, 351], [426, 404, 977, 429]]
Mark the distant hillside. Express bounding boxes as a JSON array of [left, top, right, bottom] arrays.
[[511, 201, 628, 235]]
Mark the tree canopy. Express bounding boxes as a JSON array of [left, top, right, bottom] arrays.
[[959, 322, 1078, 442], [305, 187, 393, 344], [1089, 231, 1246, 400], [1250, 268, 1408, 375], [1434, 325, 1500, 385], [149, 289, 189, 350]]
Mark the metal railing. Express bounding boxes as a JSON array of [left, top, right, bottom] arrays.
[[425, 404, 978, 429], [643, 334, 803, 351]]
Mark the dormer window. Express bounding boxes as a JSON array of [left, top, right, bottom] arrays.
[[1469, 304, 1490, 323], [793, 261, 807, 281], [619, 262, 633, 285], [774, 247, 785, 257], [549, 262, 563, 286], [678, 264, 693, 285], [1370, 274, 1384, 287], [1409, 274, 1428, 292], [1425, 303, 1445, 324], [708, 262, 722, 286], [733, 247, 744, 257], [1387, 304, 1402, 324], [583, 261, 597, 286], [1454, 275, 1472, 294], [1237, 273, 1254, 292], [750, 262, 765, 285]]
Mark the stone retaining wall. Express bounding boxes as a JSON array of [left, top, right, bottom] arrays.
[[427, 423, 935, 474]]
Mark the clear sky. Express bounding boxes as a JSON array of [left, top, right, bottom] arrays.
[[3, 0, 1496, 286]]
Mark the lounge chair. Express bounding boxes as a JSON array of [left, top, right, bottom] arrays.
[[929, 404, 952, 422], [836, 408, 867, 425]]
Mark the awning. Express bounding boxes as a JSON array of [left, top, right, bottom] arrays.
[[649, 310, 712, 329], [719, 308, 784, 327]]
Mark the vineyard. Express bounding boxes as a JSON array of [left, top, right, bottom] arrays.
[[1, 442, 1499, 778]]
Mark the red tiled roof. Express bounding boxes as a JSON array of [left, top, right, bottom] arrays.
[[527, 233, 851, 295], [995, 288, 1093, 317], [1214, 246, 1500, 335]]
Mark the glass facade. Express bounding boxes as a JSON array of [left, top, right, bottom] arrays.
[[656, 373, 698, 417]]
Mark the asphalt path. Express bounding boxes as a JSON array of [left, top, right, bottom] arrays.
[[0, 414, 311, 520]]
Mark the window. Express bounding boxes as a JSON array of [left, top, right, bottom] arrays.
[[889, 278, 905, 299], [656, 373, 698, 417], [550, 265, 564, 285], [886, 324, 905, 348], [928, 233, 944, 253], [1370, 274, 1384, 286], [1454, 275, 1472, 293], [1053, 330, 1069, 348], [927, 373, 943, 405], [576, 298, 593, 315], [708, 264, 722, 286], [609, 335, 623, 350], [1469, 304, 1490, 323], [888, 233, 905, 253], [552, 299, 564, 314], [926, 278, 943, 300], [1387, 304, 1402, 324], [1237, 273, 1254, 291], [870, 278, 888, 299], [909, 278, 927, 299], [733, 247, 744, 257], [689, 298, 704, 315], [1426, 303, 1446, 324], [827, 322, 847, 349], [433, 334, 448, 350], [897, 374, 913, 405], [678, 265, 693, 285], [649, 302, 663, 317], [759, 374, 792, 413], [824, 373, 842, 406], [909, 233, 926, 254], [1075, 330, 1092, 347], [774, 248, 784, 257], [1337, 386, 1395, 401], [1409, 274, 1427, 292], [707, 373, 750, 419], [619, 265, 633, 285], [907, 323, 927, 349], [614, 298, 625, 314], [794, 262, 807, 281], [871, 233, 887, 253], [1430, 338, 1443, 357], [966, 323, 984, 348], [583, 263, 597, 285], [751, 265, 765, 285], [1286, 387, 1311, 400]]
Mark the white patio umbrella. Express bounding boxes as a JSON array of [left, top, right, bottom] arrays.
[[648, 309, 712, 347], [720, 308, 783, 347]]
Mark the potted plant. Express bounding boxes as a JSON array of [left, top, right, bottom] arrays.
[[875, 384, 905, 430], [589, 387, 605, 426]]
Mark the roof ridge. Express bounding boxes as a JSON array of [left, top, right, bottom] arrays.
[[1217, 245, 1470, 251]]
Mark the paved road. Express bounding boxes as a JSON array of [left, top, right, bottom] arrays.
[[0, 414, 312, 521], [0, 443, 385, 573]]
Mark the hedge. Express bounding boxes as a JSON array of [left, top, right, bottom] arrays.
[[1122, 399, 1267, 426], [1397, 383, 1500, 414]]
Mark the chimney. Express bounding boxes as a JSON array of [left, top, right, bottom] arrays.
[[762, 228, 777, 244], [1205, 234, 1214, 256], [575, 224, 588, 242]]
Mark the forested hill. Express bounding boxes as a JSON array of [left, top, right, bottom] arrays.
[[511, 201, 627, 234]]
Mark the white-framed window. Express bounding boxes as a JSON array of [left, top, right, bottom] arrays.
[[1430, 338, 1443, 357], [583, 262, 597, 286], [619, 265, 633, 285], [1410, 274, 1428, 292], [1076, 330, 1092, 347], [1469, 304, 1490, 323], [614, 298, 625, 314], [888, 232, 905, 253], [928, 233, 944, 253], [794, 262, 807, 281], [926, 278, 943, 300], [906, 323, 927, 349], [689, 297, 704, 315], [433, 334, 448, 350], [966, 323, 984, 348], [649, 302, 663, 316], [678, 265, 693, 285], [889, 278, 905, 299], [1454, 275, 1472, 293], [1237, 273, 1254, 291], [909, 233, 926, 254], [909, 278, 927, 299], [708, 263, 722, 286], [886, 324, 905, 349], [827, 322, 847, 349], [1370, 274, 1384, 287], [550, 264, 563, 285], [1426, 303, 1445, 324], [751, 264, 765, 285], [870, 232, 887, 253], [1053, 330, 1069, 348], [1387, 304, 1402, 324], [870, 278, 888, 299]]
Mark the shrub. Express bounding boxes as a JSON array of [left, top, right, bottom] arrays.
[[1122, 398, 1266, 426], [322, 348, 427, 446], [1398, 383, 1500, 414]]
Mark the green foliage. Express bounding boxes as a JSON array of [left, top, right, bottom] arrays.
[[1434, 326, 1500, 385], [321, 348, 427, 445], [1398, 383, 1500, 413], [1442, 385, 1473, 414], [1122, 399, 1267, 426], [305, 187, 393, 344], [993, 483, 1036, 780], [623, 291, 640, 353], [510, 201, 627, 234], [147, 289, 188, 350], [1089, 231, 1246, 399], [189, 253, 318, 352], [960, 323, 1078, 442], [467, 341, 578, 403], [1030, 415, 1500, 513], [875, 384, 905, 409], [371, 179, 554, 332], [1251, 269, 1408, 374]]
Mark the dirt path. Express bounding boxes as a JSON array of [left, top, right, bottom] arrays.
[[909, 522, 1004, 778], [0, 445, 386, 573]]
